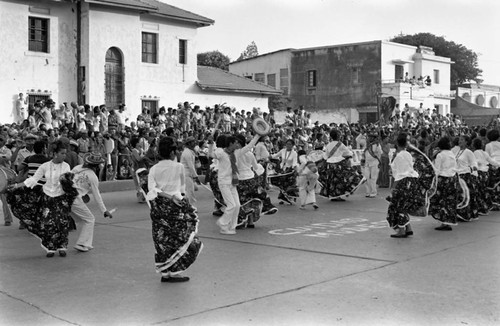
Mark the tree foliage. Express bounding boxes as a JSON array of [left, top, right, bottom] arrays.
[[390, 32, 482, 85], [237, 41, 259, 61], [197, 50, 231, 71]]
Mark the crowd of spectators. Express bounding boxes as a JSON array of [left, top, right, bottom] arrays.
[[3, 95, 496, 188]]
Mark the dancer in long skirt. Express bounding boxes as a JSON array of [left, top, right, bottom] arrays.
[[234, 134, 277, 228], [452, 135, 479, 221], [146, 137, 202, 283], [386, 133, 422, 238], [485, 129, 500, 205], [270, 139, 298, 204], [7, 140, 78, 257], [429, 137, 460, 231], [318, 129, 364, 201], [472, 138, 499, 214]]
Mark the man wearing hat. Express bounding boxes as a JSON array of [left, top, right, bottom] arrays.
[[12, 133, 37, 173], [180, 136, 200, 207], [71, 153, 113, 252]]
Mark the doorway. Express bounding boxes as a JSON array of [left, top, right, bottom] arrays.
[[105, 47, 124, 111]]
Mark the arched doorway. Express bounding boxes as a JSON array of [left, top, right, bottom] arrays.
[[105, 47, 124, 111]]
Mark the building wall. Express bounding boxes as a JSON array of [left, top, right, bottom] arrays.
[[457, 86, 500, 109], [380, 41, 416, 83], [0, 0, 77, 122], [381, 42, 452, 115], [290, 42, 382, 111], [184, 85, 269, 112], [85, 4, 199, 119], [228, 51, 293, 93]]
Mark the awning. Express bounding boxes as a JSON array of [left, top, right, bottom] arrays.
[[392, 59, 414, 64]]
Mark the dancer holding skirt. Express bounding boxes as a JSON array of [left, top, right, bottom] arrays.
[[146, 137, 202, 283]]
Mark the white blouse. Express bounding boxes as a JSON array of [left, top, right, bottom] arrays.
[[474, 149, 499, 172], [272, 149, 298, 169], [24, 160, 71, 197], [146, 160, 185, 201], [324, 141, 351, 163], [452, 147, 478, 175], [434, 150, 457, 177], [236, 151, 260, 180], [390, 150, 419, 181], [485, 141, 500, 163]]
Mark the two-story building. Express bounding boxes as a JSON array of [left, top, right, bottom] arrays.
[[0, 0, 220, 122], [0, 0, 278, 123], [229, 41, 453, 123]]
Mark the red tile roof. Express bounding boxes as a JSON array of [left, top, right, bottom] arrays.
[[197, 66, 282, 96]]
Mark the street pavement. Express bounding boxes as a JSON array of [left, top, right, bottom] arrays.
[[0, 185, 499, 326]]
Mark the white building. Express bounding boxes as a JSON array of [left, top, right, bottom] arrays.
[[229, 40, 453, 123], [0, 0, 216, 123]]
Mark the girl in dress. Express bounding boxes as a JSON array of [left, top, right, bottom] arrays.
[[429, 137, 460, 231], [452, 135, 479, 221], [386, 133, 421, 238], [270, 139, 298, 205], [472, 138, 499, 214], [146, 137, 202, 283], [318, 129, 364, 201], [7, 140, 78, 257]]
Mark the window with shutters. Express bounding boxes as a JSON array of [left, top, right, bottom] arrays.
[[28, 17, 49, 53], [142, 32, 157, 63]]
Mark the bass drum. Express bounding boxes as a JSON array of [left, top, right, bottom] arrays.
[[0, 166, 17, 193]]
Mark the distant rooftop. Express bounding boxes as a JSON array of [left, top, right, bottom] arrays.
[[197, 66, 282, 96]]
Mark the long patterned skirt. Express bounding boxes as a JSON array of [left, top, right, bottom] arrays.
[[268, 169, 298, 204], [377, 155, 390, 188], [7, 187, 76, 251], [150, 196, 202, 276], [477, 170, 493, 213], [457, 173, 479, 221], [387, 177, 425, 229], [412, 153, 435, 193], [207, 168, 224, 207], [237, 177, 264, 225], [429, 175, 459, 225], [318, 160, 365, 199], [488, 168, 500, 205]]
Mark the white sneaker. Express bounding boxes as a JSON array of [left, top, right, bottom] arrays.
[[74, 244, 89, 252], [369, 194, 377, 198]]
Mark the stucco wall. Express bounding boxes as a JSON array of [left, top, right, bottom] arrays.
[[380, 41, 416, 82], [185, 84, 269, 112], [228, 51, 292, 91], [0, 0, 77, 123], [290, 42, 382, 111], [84, 5, 199, 119]]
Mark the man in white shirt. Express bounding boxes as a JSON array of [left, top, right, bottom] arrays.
[[71, 153, 113, 252], [180, 137, 200, 207], [213, 134, 260, 234]]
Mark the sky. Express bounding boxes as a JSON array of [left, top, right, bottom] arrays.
[[163, 0, 500, 86]]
